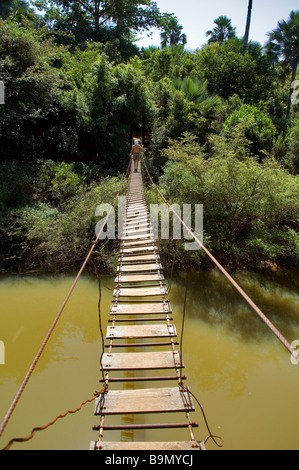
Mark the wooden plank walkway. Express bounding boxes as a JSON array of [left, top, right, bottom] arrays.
[[91, 161, 204, 451]]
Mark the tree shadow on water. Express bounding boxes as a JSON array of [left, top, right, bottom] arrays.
[[168, 269, 299, 344]]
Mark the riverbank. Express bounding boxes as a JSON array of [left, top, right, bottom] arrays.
[[0, 158, 298, 276]]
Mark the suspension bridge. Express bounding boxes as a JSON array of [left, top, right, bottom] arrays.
[[1, 149, 298, 451], [90, 158, 204, 451]]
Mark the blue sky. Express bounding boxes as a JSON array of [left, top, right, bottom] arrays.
[[135, 0, 299, 50]]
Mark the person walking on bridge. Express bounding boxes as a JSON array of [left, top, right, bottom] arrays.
[[130, 139, 143, 172]]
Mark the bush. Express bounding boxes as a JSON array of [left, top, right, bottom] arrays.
[[158, 132, 299, 269], [0, 175, 126, 273], [222, 104, 276, 156], [36, 160, 82, 206]]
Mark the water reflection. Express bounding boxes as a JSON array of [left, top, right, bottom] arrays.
[[169, 269, 299, 344]]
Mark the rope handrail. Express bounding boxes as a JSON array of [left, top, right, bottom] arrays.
[[0, 163, 130, 440], [142, 156, 299, 365]]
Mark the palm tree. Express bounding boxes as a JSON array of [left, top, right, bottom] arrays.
[[266, 10, 299, 119], [206, 16, 236, 44], [243, 0, 253, 51], [160, 14, 187, 48], [173, 77, 221, 115]]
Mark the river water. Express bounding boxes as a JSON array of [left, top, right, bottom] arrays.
[[0, 269, 298, 450]]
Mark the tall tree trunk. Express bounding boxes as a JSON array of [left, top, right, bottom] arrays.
[[94, 0, 100, 29], [286, 63, 298, 119], [243, 0, 253, 51]]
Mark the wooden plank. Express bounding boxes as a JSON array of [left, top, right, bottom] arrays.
[[126, 200, 145, 205], [127, 201, 145, 206], [123, 228, 152, 236], [120, 246, 157, 254], [123, 221, 150, 229], [123, 223, 151, 230], [117, 263, 162, 272], [110, 317, 173, 322], [125, 215, 149, 222], [100, 351, 183, 370], [126, 207, 146, 211], [125, 216, 148, 223], [90, 441, 204, 450], [113, 286, 167, 297], [126, 209, 148, 216], [121, 239, 154, 247], [124, 215, 149, 221], [93, 422, 198, 431], [106, 324, 176, 339], [121, 233, 153, 241], [124, 220, 150, 228], [125, 207, 147, 212], [110, 302, 171, 314], [119, 254, 159, 262], [94, 387, 194, 415], [99, 375, 186, 382], [126, 204, 146, 210], [127, 202, 145, 206], [115, 273, 164, 283], [126, 212, 148, 218], [121, 229, 153, 238], [106, 341, 179, 348], [125, 221, 150, 228]]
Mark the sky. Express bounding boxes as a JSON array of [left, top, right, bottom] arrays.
[[135, 0, 299, 51]]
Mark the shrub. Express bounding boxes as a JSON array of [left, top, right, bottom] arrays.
[[0, 175, 125, 273], [158, 132, 299, 269], [222, 104, 276, 156], [36, 160, 82, 205]]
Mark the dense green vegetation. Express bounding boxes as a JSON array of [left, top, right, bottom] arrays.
[[0, 1, 298, 273]]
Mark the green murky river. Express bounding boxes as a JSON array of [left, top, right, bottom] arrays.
[[0, 269, 298, 450]]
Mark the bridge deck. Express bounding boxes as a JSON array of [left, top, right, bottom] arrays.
[[91, 162, 204, 451]]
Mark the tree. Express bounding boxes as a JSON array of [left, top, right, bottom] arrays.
[[160, 14, 186, 48], [172, 77, 221, 115], [0, 0, 32, 19], [266, 10, 299, 119], [206, 16, 236, 44], [243, 0, 253, 51], [222, 103, 277, 156], [33, 0, 161, 46], [0, 19, 87, 162], [196, 38, 275, 103]]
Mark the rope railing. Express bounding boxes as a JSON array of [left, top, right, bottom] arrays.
[[0, 163, 130, 441], [142, 156, 299, 366]]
